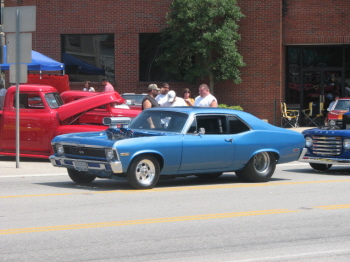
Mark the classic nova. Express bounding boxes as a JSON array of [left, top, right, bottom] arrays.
[[50, 107, 305, 189]]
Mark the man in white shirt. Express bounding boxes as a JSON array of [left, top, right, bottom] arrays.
[[162, 90, 188, 107], [155, 83, 170, 106], [194, 84, 218, 107]]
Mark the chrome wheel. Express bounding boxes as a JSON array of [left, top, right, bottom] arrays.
[[253, 152, 270, 174], [127, 155, 160, 189], [135, 159, 156, 186]]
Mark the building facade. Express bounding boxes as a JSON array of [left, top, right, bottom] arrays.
[[3, 0, 350, 125]]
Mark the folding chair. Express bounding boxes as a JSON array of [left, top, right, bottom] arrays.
[[302, 102, 324, 127], [281, 102, 299, 128]]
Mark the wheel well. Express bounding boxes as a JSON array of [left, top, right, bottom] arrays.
[[267, 151, 279, 162], [133, 153, 164, 171]]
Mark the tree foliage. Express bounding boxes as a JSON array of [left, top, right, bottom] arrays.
[[158, 0, 245, 92]]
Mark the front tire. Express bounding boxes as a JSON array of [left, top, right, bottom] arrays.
[[67, 169, 96, 184], [127, 155, 160, 189], [235, 152, 276, 182], [309, 163, 332, 171]]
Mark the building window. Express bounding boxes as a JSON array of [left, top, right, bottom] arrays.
[[61, 34, 114, 82], [139, 33, 181, 82]]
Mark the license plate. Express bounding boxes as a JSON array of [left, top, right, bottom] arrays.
[[74, 161, 88, 171]]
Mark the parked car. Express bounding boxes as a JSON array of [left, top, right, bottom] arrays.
[[49, 107, 305, 189], [61, 90, 142, 123], [121, 93, 146, 110], [299, 111, 350, 171], [325, 97, 350, 127], [0, 85, 123, 159]]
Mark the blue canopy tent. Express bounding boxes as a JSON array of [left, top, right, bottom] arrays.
[[0, 45, 65, 71], [62, 52, 105, 75]]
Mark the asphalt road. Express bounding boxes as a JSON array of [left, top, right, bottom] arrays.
[[1, 157, 350, 261]]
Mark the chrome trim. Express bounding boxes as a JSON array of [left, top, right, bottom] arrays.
[[298, 148, 350, 165], [51, 142, 108, 148], [49, 155, 123, 173]]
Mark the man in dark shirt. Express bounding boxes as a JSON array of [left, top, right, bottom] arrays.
[[142, 84, 160, 110]]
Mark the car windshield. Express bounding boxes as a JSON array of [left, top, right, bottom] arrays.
[[45, 92, 64, 109], [334, 100, 350, 110], [121, 94, 146, 105], [129, 110, 188, 133]]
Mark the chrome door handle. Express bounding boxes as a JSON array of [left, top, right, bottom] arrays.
[[224, 138, 233, 143]]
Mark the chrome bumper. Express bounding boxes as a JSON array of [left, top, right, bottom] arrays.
[[49, 155, 123, 173], [298, 148, 350, 165]]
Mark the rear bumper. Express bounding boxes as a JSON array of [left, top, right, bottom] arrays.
[[298, 148, 350, 165], [49, 155, 123, 173]]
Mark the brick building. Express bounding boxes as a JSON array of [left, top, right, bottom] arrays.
[[3, 0, 350, 125]]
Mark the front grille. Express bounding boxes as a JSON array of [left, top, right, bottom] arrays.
[[312, 135, 342, 156], [63, 145, 106, 158]]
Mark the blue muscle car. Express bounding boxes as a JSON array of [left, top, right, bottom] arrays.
[[49, 107, 305, 189]]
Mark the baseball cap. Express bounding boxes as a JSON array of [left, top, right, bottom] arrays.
[[148, 84, 160, 91], [168, 90, 176, 102]]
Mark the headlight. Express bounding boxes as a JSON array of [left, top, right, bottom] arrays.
[[329, 120, 336, 126], [56, 144, 64, 156], [305, 136, 313, 147], [105, 148, 115, 160], [343, 139, 350, 149]]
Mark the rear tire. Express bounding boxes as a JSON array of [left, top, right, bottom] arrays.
[[67, 169, 96, 184], [127, 155, 160, 189], [309, 163, 332, 171], [235, 152, 276, 182]]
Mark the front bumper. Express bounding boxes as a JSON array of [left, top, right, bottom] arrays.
[[49, 155, 123, 174], [298, 148, 350, 165]]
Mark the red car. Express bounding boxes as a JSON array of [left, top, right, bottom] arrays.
[[326, 97, 350, 127]]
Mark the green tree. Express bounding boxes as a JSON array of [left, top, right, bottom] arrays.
[[158, 0, 245, 93]]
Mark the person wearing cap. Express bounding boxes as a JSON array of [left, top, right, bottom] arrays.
[[101, 77, 115, 92], [162, 90, 188, 107], [142, 84, 160, 111], [155, 83, 170, 107], [194, 83, 218, 107]]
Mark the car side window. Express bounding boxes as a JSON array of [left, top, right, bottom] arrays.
[[228, 116, 250, 134], [187, 115, 227, 134], [13, 93, 45, 109]]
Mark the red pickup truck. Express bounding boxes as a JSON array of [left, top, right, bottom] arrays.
[[0, 84, 139, 159], [60, 90, 141, 124]]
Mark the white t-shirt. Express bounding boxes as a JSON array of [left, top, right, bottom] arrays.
[[155, 93, 169, 107], [194, 94, 217, 107], [162, 97, 188, 107]]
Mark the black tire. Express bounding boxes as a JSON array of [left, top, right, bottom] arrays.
[[235, 152, 276, 182], [309, 163, 332, 171], [195, 172, 223, 178], [67, 169, 96, 184], [127, 155, 160, 189]]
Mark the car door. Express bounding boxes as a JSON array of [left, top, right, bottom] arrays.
[[179, 115, 234, 171]]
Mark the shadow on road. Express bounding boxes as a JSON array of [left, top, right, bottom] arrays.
[[34, 173, 289, 191]]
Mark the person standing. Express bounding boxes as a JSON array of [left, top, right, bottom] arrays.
[[194, 84, 218, 107], [162, 90, 188, 107], [155, 83, 170, 107], [0, 83, 6, 110], [142, 84, 160, 110], [83, 81, 95, 92], [101, 77, 114, 92], [182, 88, 194, 106]]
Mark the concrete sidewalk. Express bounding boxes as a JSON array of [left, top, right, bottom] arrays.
[[286, 127, 313, 133]]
